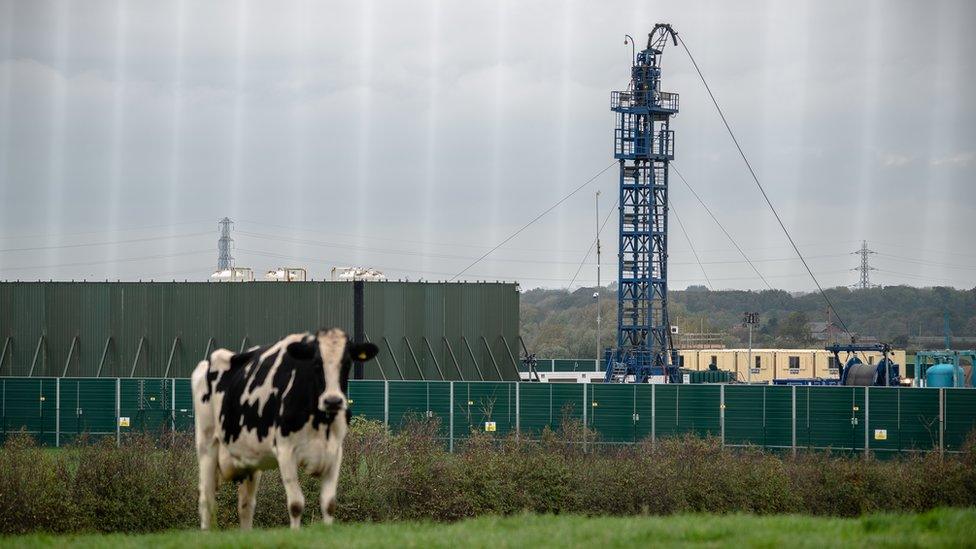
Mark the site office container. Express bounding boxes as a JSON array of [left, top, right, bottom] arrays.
[[731, 350, 776, 382], [696, 350, 737, 375], [676, 350, 700, 371], [772, 350, 817, 380]]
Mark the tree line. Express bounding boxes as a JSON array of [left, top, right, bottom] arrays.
[[520, 285, 976, 358]]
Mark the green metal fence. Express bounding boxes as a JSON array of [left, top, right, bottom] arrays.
[[1, 378, 973, 455]]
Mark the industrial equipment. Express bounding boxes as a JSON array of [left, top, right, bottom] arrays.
[[827, 343, 900, 386], [914, 350, 975, 388], [331, 266, 388, 282], [210, 267, 255, 282], [773, 343, 902, 386], [604, 23, 681, 384], [265, 267, 308, 282]]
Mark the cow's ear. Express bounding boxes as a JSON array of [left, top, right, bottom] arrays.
[[349, 342, 379, 362], [286, 341, 317, 361]]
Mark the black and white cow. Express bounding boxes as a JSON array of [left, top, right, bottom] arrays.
[[191, 328, 378, 530]]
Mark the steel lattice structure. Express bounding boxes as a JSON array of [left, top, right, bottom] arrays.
[[605, 24, 680, 383]]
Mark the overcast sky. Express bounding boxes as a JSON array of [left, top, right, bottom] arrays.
[[1, 0, 974, 290]]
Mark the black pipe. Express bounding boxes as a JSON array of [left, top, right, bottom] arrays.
[[353, 280, 365, 380]]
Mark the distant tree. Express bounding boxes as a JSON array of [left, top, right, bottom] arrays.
[[778, 312, 812, 345], [966, 316, 976, 336]]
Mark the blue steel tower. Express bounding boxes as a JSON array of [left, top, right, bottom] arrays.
[[605, 24, 680, 383]]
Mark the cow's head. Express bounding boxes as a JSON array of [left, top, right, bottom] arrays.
[[286, 328, 378, 417]]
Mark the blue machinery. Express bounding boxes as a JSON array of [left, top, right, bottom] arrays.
[[827, 343, 899, 387], [770, 344, 901, 387], [913, 350, 976, 388], [605, 24, 681, 383]]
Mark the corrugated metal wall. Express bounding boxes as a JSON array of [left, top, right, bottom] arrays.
[[0, 281, 519, 381], [2, 378, 973, 455], [363, 282, 520, 381]]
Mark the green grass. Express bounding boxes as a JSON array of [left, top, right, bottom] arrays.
[[4, 509, 973, 548]]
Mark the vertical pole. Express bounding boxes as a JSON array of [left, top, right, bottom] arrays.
[[383, 380, 389, 428], [791, 385, 797, 457], [353, 280, 365, 380], [651, 383, 656, 446], [938, 388, 944, 458], [747, 324, 753, 384], [596, 190, 601, 367], [719, 384, 725, 446], [171, 379, 176, 439], [115, 378, 121, 446], [55, 378, 60, 448], [448, 381, 454, 454], [515, 381, 520, 439], [582, 382, 587, 453], [864, 386, 870, 459], [762, 386, 767, 447]]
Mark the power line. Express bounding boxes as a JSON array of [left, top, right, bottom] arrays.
[[449, 160, 618, 281], [0, 231, 211, 253], [0, 249, 212, 273], [670, 163, 773, 289], [237, 246, 852, 286], [875, 252, 976, 271], [669, 198, 712, 290], [677, 33, 854, 339], [0, 220, 211, 241]]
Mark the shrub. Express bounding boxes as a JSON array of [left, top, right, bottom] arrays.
[[0, 421, 974, 534]]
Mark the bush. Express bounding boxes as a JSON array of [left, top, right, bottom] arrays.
[[0, 421, 974, 534]]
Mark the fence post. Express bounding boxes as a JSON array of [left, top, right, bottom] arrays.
[[383, 380, 389, 429], [651, 383, 656, 446], [939, 388, 945, 458], [115, 378, 121, 446], [864, 387, 870, 460], [791, 385, 797, 457], [448, 381, 454, 454], [55, 378, 60, 448], [515, 381, 520, 439], [171, 379, 176, 442], [719, 384, 725, 446], [582, 383, 587, 453]]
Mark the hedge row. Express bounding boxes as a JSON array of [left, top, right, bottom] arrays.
[[0, 418, 974, 534]]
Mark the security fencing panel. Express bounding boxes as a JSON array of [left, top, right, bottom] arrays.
[[451, 382, 516, 442], [1, 377, 975, 455], [347, 380, 386, 424], [944, 389, 976, 451], [57, 378, 117, 445]]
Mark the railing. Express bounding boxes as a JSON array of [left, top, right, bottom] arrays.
[[614, 128, 674, 159], [611, 90, 679, 112]]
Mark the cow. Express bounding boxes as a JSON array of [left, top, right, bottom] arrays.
[[191, 328, 378, 530]]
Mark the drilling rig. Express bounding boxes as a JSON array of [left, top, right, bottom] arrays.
[[604, 24, 680, 383]]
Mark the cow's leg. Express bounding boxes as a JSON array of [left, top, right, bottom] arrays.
[[278, 449, 305, 529], [196, 443, 218, 530], [237, 470, 262, 530], [319, 446, 343, 525], [192, 359, 219, 530]]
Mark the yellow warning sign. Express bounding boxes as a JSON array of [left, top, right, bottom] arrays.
[[874, 429, 887, 440], [118, 417, 130, 428], [484, 421, 496, 432]]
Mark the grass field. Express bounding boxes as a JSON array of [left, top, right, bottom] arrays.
[[4, 508, 973, 548]]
